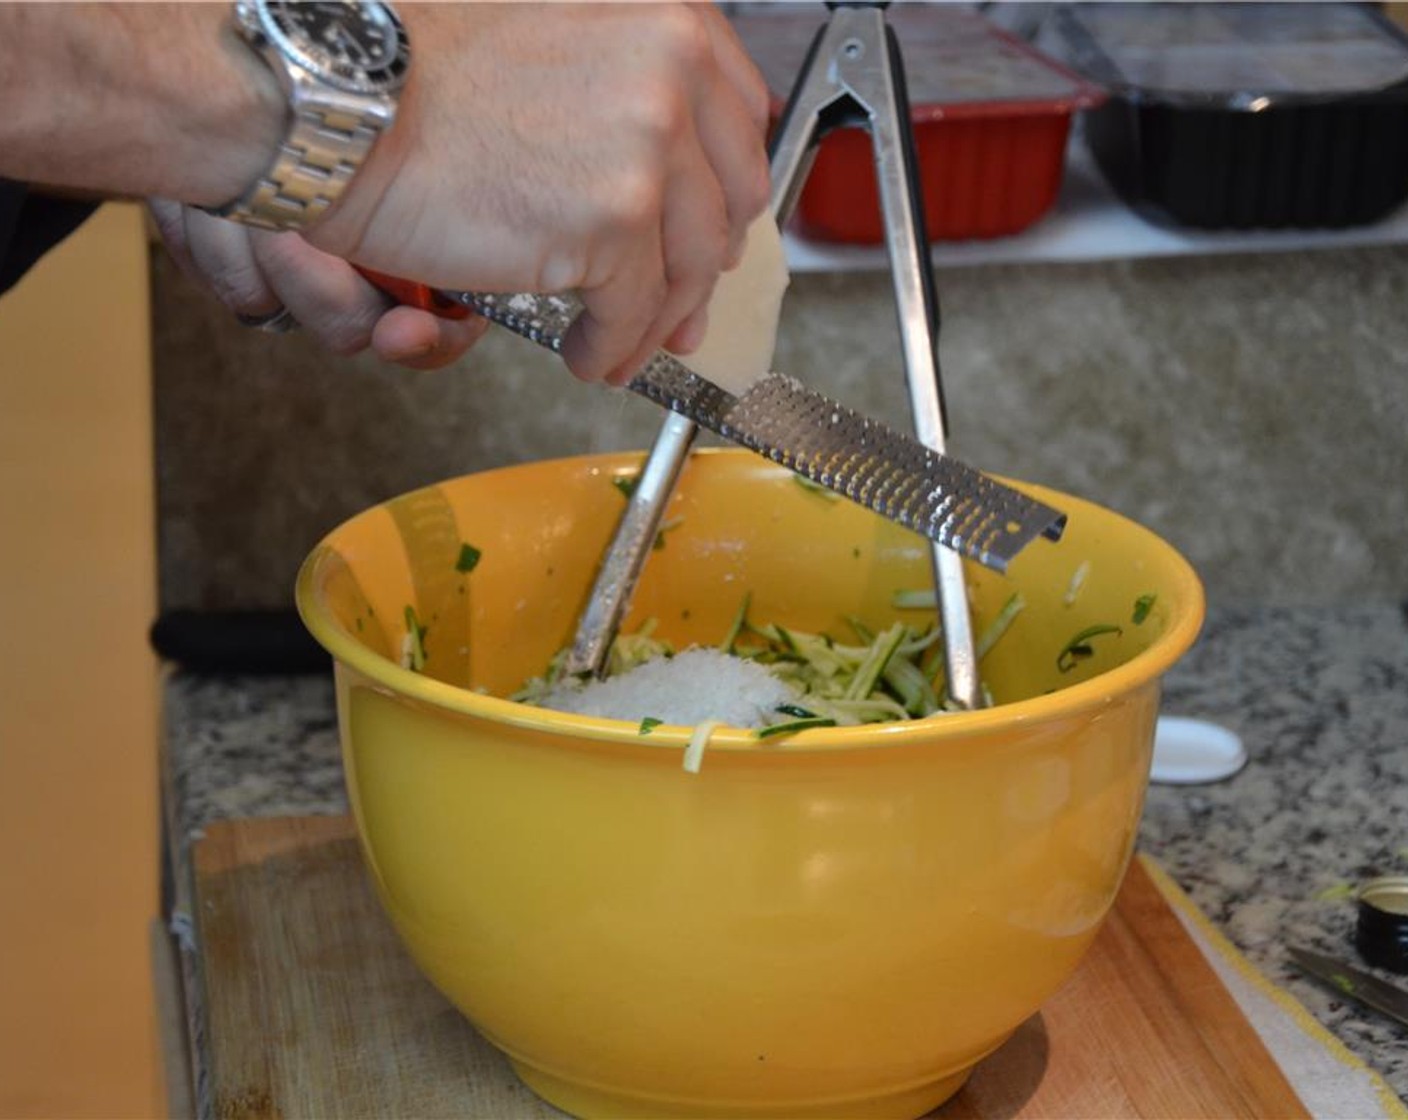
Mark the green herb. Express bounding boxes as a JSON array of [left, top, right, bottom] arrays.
[[455, 543, 482, 573], [1333, 973, 1355, 995], [1056, 624, 1122, 673], [892, 588, 938, 611], [1315, 882, 1356, 902], [1132, 593, 1157, 625], [612, 473, 641, 500], [403, 605, 428, 672], [638, 717, 663, 736], [774, 703, 820, 720], [792, 474, 839, 502], [976, 593, 1026, 660]]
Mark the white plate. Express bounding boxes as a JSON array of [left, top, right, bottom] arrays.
[[1151, 716, 1248, 785]]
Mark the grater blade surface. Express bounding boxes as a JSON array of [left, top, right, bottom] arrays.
[[465, 292, 1065, 572]]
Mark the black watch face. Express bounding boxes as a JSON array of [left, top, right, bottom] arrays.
[[264, 1, 410, 93]]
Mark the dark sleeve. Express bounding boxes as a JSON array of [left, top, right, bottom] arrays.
[[0, 179, 100, 296]]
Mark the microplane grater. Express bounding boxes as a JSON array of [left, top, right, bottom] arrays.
[[456, 291, 1065, 573]]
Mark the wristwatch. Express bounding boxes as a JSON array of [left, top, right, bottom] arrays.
[[212, 0, 411, 231]]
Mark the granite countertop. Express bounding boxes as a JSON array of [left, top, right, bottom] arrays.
[[161, 601, 1408, 1107]]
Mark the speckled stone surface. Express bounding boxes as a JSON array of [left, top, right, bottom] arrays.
[[162, 602, 1408, 1103], [1142, 602, 1408, 1097], [152, 246, 1408, 613]]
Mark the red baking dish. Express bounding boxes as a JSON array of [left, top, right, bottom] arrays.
[[732, 5, 1105, 244]]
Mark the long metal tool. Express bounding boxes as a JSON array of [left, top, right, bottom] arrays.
[[1288, 946, 1408, 1030], [568, 3, 988, 706], [354, 275, 1064, 571], [449, 290, 1061, 572]]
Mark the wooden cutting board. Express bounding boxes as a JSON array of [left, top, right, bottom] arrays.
[[193, 817, 1307, 1119]]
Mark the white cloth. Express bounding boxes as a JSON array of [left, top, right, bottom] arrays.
[[1149, 861, 1406, 1120]]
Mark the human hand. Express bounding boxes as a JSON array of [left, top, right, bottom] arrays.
[[148, 200, 489, 370], [306, 2, 772, 386]]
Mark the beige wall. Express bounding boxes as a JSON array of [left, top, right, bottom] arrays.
[[0, 205, 161, 1118]]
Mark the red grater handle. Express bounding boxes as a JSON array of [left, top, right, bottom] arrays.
[[354, 266, 473, 320]]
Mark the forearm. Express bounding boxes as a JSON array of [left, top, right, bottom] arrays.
[[0, 2, 282, 207]]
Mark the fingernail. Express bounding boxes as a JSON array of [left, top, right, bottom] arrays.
[[393, 342, 436, 362]]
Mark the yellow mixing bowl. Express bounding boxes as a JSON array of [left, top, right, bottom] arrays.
[[297, 449, 1203, 1119]]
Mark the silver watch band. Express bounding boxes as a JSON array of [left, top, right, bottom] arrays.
[[213, 100, 388, 231]]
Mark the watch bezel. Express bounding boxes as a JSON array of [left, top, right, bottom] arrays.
[[242, 0, 411, 96]]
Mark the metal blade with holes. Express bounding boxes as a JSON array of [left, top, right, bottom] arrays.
[[462, 291, 1065, 572]]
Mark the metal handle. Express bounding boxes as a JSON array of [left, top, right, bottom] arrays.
[[564, 412, 696, 675], [845, 8, 983, 709], [746, 5, 985, 708]]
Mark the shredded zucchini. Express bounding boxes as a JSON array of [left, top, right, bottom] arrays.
[[607, 618, 673, 676], [1056, 624, 1122, 673], [518, 586, 1034, 747], [720, 592, 752, 654], [757, 716, 837, 738], [738, 613, 951, 729], [652, 516, 684, 551], [976, 593, 1026, 660], [1063, 561, 1090, 606], [892, 588, 938, 611], [401, 605, 428, 671], [845, 623, 906, 701], [683, 719, 722, 773]]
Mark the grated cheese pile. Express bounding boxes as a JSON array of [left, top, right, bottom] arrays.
[[538, 647, 798, 730]]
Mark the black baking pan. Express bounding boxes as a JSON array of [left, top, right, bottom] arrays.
[[1051, 2, 1408, 229]]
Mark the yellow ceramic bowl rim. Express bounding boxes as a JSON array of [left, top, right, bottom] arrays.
[[296, 455, 1205, 756]]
